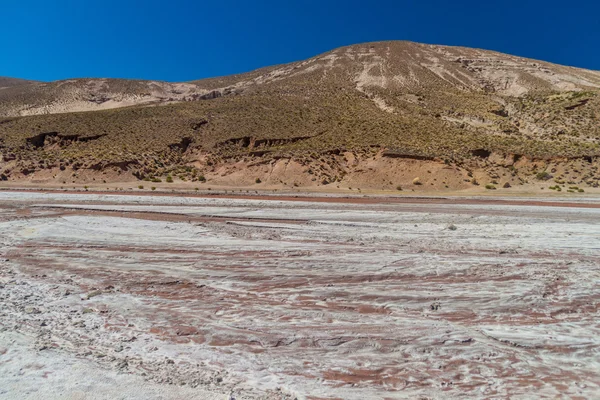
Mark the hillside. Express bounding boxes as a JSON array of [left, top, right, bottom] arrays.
[[0, 77, 38, 89], [1, 41, 599, 192], [0, 78, 218, 116]]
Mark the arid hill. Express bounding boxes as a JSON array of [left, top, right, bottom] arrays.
[[1, 41, 599, 191], [0, 77, 38, 89]]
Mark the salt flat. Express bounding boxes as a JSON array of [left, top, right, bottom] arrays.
[[0, 192, 599, 399]]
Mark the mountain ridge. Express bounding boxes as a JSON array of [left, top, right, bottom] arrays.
[[0, 77, 39, 90], [2, 41, 600, 117]]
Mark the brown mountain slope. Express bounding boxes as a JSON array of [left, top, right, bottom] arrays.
[[0, 77, 38, 89], [3, 41, 600, 117], [0, 78, 218, 116], [1, 41, 599, 191]]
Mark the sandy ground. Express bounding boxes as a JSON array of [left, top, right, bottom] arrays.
[[0, 192, 599, 399], [2, 174, 600, 198]]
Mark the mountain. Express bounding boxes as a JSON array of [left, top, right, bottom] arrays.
[[0, 41, 599, 191], [0, 78, 220, 116], [0, 77, 38, 89]]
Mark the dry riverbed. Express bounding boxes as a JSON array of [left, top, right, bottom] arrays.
[[0, 192, 599, 399]]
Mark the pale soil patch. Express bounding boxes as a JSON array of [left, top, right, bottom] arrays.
[[0, 331, 223, 400]]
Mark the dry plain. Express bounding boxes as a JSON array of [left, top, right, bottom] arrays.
[[0, 191, 599, 399]]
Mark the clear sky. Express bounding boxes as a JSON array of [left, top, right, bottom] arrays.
[[2, 0, 599, 82]]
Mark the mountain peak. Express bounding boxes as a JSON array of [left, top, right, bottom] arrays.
[[2, 41, 599, 117]]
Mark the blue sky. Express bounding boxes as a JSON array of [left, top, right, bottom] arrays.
[[2, 0, 599, 82]]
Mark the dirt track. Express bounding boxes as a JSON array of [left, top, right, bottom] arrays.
[[1, 192, 599, 399]]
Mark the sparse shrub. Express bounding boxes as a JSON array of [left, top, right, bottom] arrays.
[[396, 185, 402, 191], [138, 185, 144, 189], [503, 182, 511, 188], [536, 171, 552, 181], [255, 178, 262, 184], [198, 175, 206, 182], [485, 184, 496, 190], [578, 188, 585, 192], [86, 290, 102, 299], [151, 186, 156, 191], [412, 177, 422, 185], [166, 175, 173, 183]]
